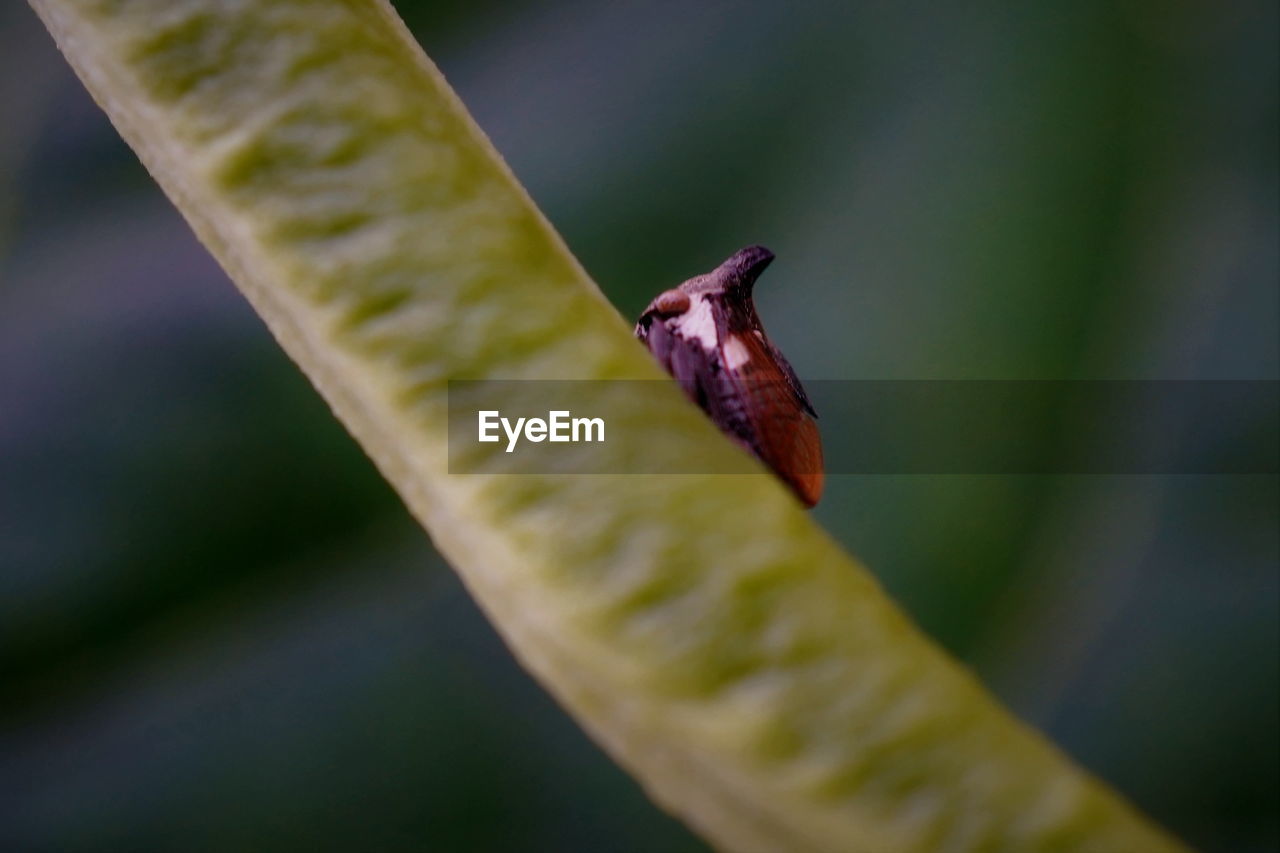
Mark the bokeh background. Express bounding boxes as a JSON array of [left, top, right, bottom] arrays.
[[2, 1, 1276, 851]]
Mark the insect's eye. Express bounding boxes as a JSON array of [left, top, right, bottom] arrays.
[[653, 289, 690, 316]]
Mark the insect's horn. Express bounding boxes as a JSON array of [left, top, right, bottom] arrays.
[[716, 245, 775, 292]]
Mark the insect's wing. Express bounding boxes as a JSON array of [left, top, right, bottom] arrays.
[[763, 336, 817, 418], [726, 332, 824, 506]]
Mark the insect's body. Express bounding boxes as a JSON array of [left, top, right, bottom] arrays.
[[635, 246, 824, 507]]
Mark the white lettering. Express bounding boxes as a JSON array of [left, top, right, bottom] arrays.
[[501, 416, 526, 453], [549, 410, 570, 442], [478, 411, 500, 442], [479, 410, 606, 452], [573, 417, 604, 442]]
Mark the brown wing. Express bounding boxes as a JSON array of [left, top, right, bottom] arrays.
[[763, 335, 817, 418], [720, 332, 824, 506]]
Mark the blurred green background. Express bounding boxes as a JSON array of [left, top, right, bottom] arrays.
[[1, 1, 1276, 851]]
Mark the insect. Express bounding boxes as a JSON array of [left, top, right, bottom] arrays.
[[635, 246, 824, 506]]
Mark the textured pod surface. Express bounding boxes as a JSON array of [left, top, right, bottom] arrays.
[[28, 1, 1190, 850]]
